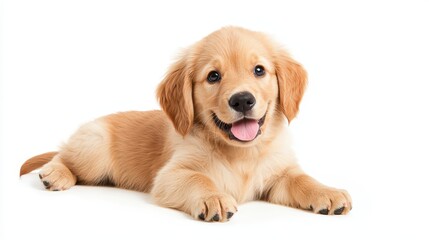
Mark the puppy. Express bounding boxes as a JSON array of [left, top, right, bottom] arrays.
[[20, 27, 352, 222]]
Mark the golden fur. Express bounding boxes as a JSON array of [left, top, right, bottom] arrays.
[[20, 27, 352, 221]]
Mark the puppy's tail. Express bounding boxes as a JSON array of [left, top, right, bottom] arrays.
[[19, 151, 58, 176]]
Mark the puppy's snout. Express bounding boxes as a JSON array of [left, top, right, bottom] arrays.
[[229, 91, 256, 113]]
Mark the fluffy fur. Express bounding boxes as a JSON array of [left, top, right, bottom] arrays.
[[20, 27, 352, 222]]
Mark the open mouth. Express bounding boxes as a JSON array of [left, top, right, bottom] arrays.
[[212, 113, 266, 142]]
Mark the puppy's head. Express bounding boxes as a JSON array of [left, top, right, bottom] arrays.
[[157, 27, 307, 147]]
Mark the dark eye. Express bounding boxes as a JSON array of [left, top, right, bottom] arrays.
[[254, 65, 265, 77], [207, 71, 221, 83]]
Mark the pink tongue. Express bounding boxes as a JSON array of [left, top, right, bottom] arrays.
[[231, 119, 259, 141]]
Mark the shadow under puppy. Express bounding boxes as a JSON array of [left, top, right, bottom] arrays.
[[20, 27, 352, 222]]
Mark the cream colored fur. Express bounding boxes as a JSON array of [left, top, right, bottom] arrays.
[[20, 27, 352, 222]]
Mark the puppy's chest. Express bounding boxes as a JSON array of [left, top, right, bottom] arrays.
[[208, 158, 272, 203]]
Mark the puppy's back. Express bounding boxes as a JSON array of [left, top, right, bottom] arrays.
[[105, 110, 176, 191]]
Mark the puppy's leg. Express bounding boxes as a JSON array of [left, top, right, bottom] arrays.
[[152, 168, 237, 222], [40, 119, 113, 190], [265, 165, 352, 215]]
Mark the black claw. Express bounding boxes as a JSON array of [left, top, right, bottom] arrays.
[[39, 174, 43, 179], [309, 205, 314, 211], [227, 212, 234, 219], [318, 209, 329, 215], [42, 181, 50, 187], [334, 207, 345, 215], [198, 213, 205, 221], [52, 189, 59, 192], [212, 213, 220, 222]]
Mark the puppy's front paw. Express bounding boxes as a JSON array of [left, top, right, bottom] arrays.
[[192, 193, 237, 222], [302, 187, 352, 215]]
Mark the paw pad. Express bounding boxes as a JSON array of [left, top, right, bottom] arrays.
[[334, 207, 345, 215], [318, 209, 329, 215], [211, 213, 220, 222]]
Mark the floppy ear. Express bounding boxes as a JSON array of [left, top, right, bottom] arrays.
[[275, 51, 308, 123], [157, 53, 194, 136]]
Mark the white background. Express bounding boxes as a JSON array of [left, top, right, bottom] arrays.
[[1, 0, 429, 239]]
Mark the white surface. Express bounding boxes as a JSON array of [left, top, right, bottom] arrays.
[[1, 0, 429, 239]]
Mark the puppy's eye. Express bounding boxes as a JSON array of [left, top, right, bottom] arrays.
[[254, 65, 265, 77], [207, 71, 221, 83]]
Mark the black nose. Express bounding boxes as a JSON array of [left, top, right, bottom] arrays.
[[229, 91, 256, 113]]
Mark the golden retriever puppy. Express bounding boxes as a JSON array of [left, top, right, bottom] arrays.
[[20, 27, 352, 222]]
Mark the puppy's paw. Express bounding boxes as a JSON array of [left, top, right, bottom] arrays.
[[302, 187, 352, 215], [192, 193, 237, 222], [39, 162, 77, 191]]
